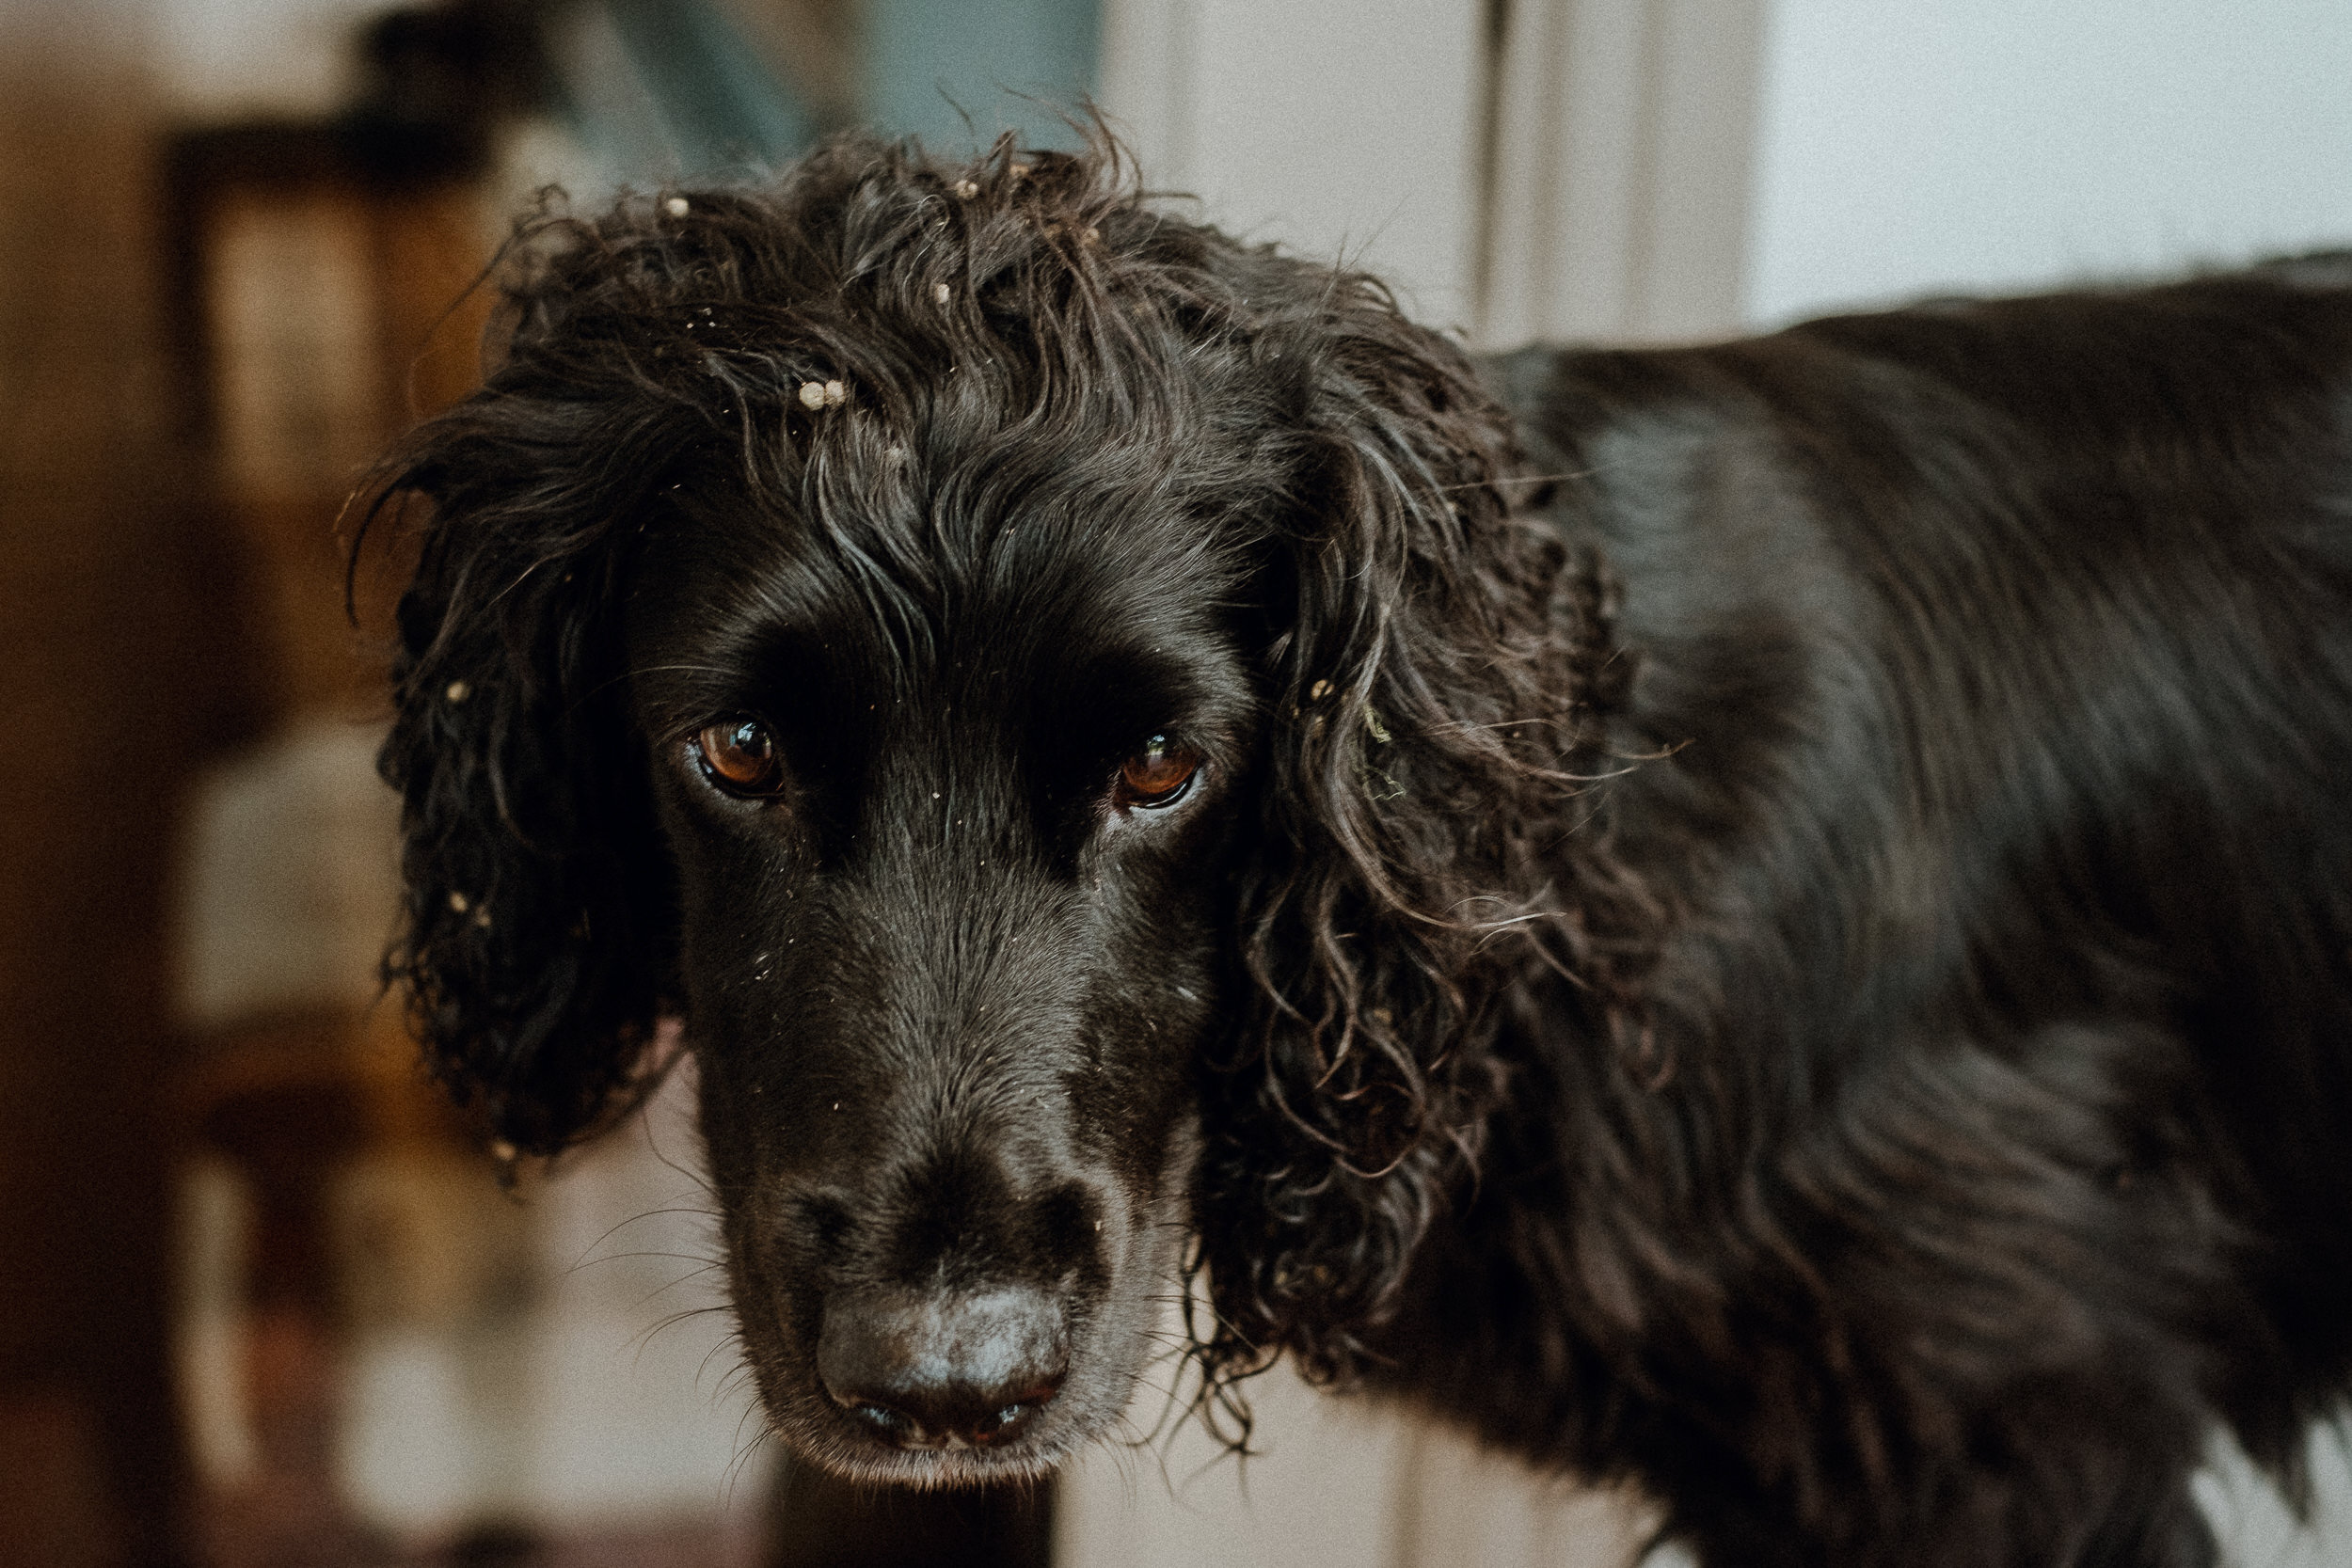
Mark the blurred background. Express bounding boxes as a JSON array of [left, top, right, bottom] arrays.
[[2, 2, 2348, 1565]]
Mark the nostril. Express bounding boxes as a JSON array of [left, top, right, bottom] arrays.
[[818, 1285, 1068, 1450], [836, 1383, 1061, 1450], [845, 1400, 917, 1441], [974, 1376, 1063, 1437]]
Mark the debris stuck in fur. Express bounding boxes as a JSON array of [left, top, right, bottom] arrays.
[[663, 196, 689, 218], [823, 379, 845, 406], [444, 680, 469, 704], [447, 891, 469, 913], [954, 179, 978, 199], [1308, 679, 1333, 702], [799, 379, 848, 410], [932, 281, 951, 305]]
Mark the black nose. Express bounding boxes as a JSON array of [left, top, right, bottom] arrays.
[[817, 1285, 1069, 1450]]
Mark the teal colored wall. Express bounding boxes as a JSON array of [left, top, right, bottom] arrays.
[[864, 0, 1101, 152]]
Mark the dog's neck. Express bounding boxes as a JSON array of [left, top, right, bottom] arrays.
[[1475, 345, 1633, 728]]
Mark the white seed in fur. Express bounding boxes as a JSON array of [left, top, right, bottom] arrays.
[[444, 679, 469, 704], [489, 1138, 517, 1162], [932, 281, 951, 305], [954, 179, 978, 199], [664, 196, 689, 217], [822, 379, 846, 406], [1308, 678, 1333, 702], [447, 891, 469, 913], [798, 380, 827, 410]]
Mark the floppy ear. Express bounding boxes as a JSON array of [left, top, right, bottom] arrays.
[[373, 449, 677, 1155], [369, 203, 735, 1155], [1187, 261, 1624, 1390]]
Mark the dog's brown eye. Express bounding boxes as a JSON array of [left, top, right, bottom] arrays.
[[694, 717, 786, 797], [1117, 735, 1200, 809]]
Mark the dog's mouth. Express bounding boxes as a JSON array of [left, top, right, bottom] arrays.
[[811, 1388, 1079, 1490]]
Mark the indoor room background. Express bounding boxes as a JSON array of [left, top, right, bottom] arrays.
[[2, 2, 2347, 1565]]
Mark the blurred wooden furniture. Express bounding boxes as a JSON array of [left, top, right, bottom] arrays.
[[162, 116, 505, 1566], [166, 119, 493, 720]]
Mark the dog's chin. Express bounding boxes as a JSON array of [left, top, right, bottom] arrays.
[[786, 1420, 1079, 1490]]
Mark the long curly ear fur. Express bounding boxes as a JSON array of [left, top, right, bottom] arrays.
[[375, 502, 675, 1155], [1184, 255, 1641, 1407], [370, 413, 684, 1152], [368, 193, 765, 1154]]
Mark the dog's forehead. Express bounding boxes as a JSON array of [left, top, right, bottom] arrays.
[[631, 471, 1250, 721]]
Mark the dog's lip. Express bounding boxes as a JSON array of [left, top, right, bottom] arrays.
[[844, 1440, 1066, 1489], [816, 1397, 1076, 1484]]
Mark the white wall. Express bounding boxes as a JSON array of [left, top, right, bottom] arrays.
[[1744, 0, 2352, 325], [1054, 1353, 1667, 1568], [1100, 0, 1487, 328], [1104, 0, 1769, 348]]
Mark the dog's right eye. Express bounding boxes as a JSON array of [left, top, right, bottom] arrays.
[[692, 717, 787, 798], [1115, 735, 1201, 810]]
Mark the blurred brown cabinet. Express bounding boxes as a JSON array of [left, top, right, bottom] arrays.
[[168, 122, 495, 719], [163, 119, 503, 1567]]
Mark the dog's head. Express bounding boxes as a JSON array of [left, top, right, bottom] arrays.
[[373, 135, 1586, 1484]]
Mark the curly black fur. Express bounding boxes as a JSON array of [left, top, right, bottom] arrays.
[[370, 132, 2352, 1564]]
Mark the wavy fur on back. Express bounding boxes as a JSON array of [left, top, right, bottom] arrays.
[[371, 133, 2352, 1564]]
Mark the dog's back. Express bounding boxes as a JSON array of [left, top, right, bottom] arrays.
[[1451, 262, 2352, 1550]]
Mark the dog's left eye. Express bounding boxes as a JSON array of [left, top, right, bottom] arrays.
[[692, 716, 787, 798], [1116, 735, 1201, 809]]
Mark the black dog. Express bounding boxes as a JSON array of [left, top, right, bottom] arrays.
[[372, 135, 2352, 1565]]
